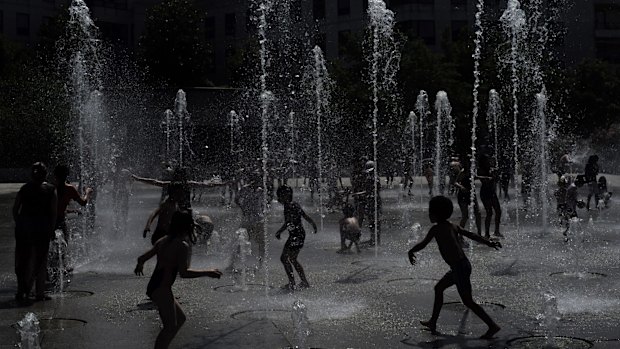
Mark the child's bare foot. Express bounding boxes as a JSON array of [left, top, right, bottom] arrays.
[[419, 320, 438, 334], [479, 325, 500, 339]]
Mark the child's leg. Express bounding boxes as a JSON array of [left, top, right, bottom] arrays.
[[422, 272, 455, 331], [340, 230, 347, 250], [473, 201, 482, 235], [153, 289, 186, 349], [288, 247, 309, 286], [492, 196, 502, 235], [458, 200, 468, 228], [280, 247, 296, 287], [482, 198, 493, 237], [453, 260, 500, 338]]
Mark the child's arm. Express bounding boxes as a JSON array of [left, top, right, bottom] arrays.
[[144, 207, 161, 238], [301, 209, 318, 234], [132, 174, 168, 187], [275, 223, 287, 240], [134, 244, 158, 275], [177, 243, 222, 279], [408, 229, 435, 265], [458, 227, 502, 249]]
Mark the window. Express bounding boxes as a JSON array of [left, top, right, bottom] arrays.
[[451, 20, 468, 40], [16, 13, 30, 36], [338, 0, 350, 16], [390, 0, 433, 11], [596, 38, 620, 63], [338, 30, 351, 56], [595, 4, 620, 30], [313, 0, 326, 20], [205, 17, 215, 39], [225, 13, 236, 37], [451, 0, 467, 12]]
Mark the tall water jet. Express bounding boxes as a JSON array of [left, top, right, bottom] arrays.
[[287, 111, 297, 186], [416, 91, 430, 205], [367, 0, 401, 251], [174, 89, 193, 167], [536, 89, 550, 234], [163, 109, 173, 163], [407, 111, 417, 196], [433, 91, 453, 196], [61, 0, 108, 241], [469, 0, 485, 231], [487, 90, 502, 166], [257, 0, 273, 290], [311, 46, 331, 233], [501, 0, 527, 231], [229, 110, 241, 156]]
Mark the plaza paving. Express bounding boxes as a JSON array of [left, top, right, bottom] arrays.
[[0, 178, 619, 349]]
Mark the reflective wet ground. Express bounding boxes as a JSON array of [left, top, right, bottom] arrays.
[[0, 178, 619, 348]]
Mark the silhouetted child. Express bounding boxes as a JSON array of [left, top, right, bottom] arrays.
[[408, 196, 502, 339], [338, 204, 361, 253], [598, 176, 612, 209], [135, 211, 222, 349], [144, 184, 183, 245], [275, 185, 317, 291]]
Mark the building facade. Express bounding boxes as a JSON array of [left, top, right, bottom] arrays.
[[1, 0, 619, 83]]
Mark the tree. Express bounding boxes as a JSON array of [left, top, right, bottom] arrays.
[[139, 0, 211, 86]]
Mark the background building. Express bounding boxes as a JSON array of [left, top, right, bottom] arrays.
[[1, 0, 620, 83]]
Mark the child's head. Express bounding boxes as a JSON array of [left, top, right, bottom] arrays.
[[31, 162, 48, 184], [428, 196, 453, 223], [598, 176, 607, 188], [169, 210, 194, 239], [53, 165, 70, 182], [342, 204, 355, 218], [276, 185, 293, 204]]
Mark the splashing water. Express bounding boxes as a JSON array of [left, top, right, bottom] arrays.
[[235, 229, 251, 291], [535, 89, 550, 234], [416, 90, 430, 205], [257, 0, 273, 294], [16, 312, 40, 349], [367, 0, 401, 253], [501, 0, 527, 232], [469, 0, 485, 234], [311, 46, 332, 233], [536, 292, 560, 347], [433, 91, 453, 196], [292, 300, 310, 349]]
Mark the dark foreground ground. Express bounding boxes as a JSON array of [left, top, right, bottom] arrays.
[[0, 177, 619, 349]]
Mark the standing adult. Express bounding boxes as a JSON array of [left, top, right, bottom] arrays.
[[478, 156, 502, 238], [13, 162, 57, 303], [454, 161, 482, 235], [584, 155, 600, 210]]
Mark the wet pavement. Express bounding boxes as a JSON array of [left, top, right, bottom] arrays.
[[0, 177, 619, 349]]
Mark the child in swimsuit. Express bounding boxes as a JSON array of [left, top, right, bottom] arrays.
[[275, 185, 317, 291], [135, 210, 222, 349], [408, 196, 502, 339]]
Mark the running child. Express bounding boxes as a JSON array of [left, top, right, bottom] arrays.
[[407, 196, 502, 339], [275, 185, 317, 291], [134, 210, 222, 349]]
